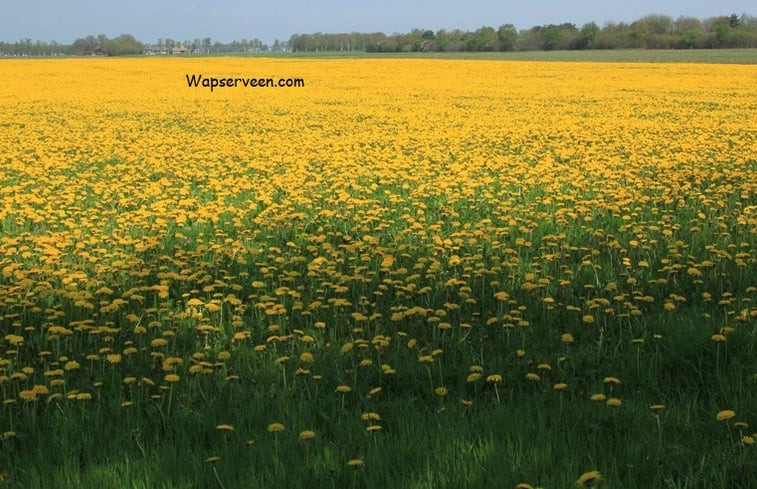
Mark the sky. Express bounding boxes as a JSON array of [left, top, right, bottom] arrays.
[[2, 0, 754, 45]]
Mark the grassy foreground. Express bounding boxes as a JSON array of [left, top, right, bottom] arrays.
[[0, 58, 755, 488]]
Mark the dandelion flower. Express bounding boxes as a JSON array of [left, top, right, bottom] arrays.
[[347, 458, 364, 467], [577, 470, 602, 486], [299, 352, 314, 362], [106, 353, 122, 364], [267, 423, 285, 432], [606, 397, 622, 407], [716, 410, 736, 421], [64, 361, 81, 371], [467, 373, 482, 382], [299, 430, 315, 440], [216, 424, 234, 431]]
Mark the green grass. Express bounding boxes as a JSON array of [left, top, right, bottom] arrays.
[[1, 228, 755, 488], [0, 155, 755, 488], [234, 48, 757, 64]]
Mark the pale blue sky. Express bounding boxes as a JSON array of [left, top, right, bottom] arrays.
[[2, 0, 754, 44]]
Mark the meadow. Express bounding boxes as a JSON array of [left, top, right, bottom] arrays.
[[258, 47, 757, 64], [0, 57, 755, 488]]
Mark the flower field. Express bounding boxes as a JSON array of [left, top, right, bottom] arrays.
[[1, 57, 756, 488]]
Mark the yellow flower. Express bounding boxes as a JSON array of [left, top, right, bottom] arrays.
[[577, 470, 602, 487], [347, 458, 364, 467], [300, 352, 314, 362], [267, 423, 285, 432], [299, 430, 316, 440], [164, 374, 180, 383], [335, 385, 351, 393], [64, 361, 81, 371], [525, 373, 540, 381], [606, 397, 622, 407], [716, 410, 736, 421], [590, 393, 606, 402], [216, 424, 234, 431], [486, 374, 502, 383], [553, 382, 568, 391], [19, 390, 37, 402], [649, 404, 665, 411]]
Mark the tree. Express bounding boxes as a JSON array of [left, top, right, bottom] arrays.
[[102, 34, 142, 56], [674, 16, 703, 48], [573, 22, 600, 49], [497, 24, 518, 50], [630, 15, 674, 48]]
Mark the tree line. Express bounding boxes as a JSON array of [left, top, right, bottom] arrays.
[[0, 34, 143, 56], [0, 34, 287, 57], [289, 13, 757, 52], [1, 13, 756, 57]]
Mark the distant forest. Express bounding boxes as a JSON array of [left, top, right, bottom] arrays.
[[1, 13, 756, 56], [291, 14, 757, 52]]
